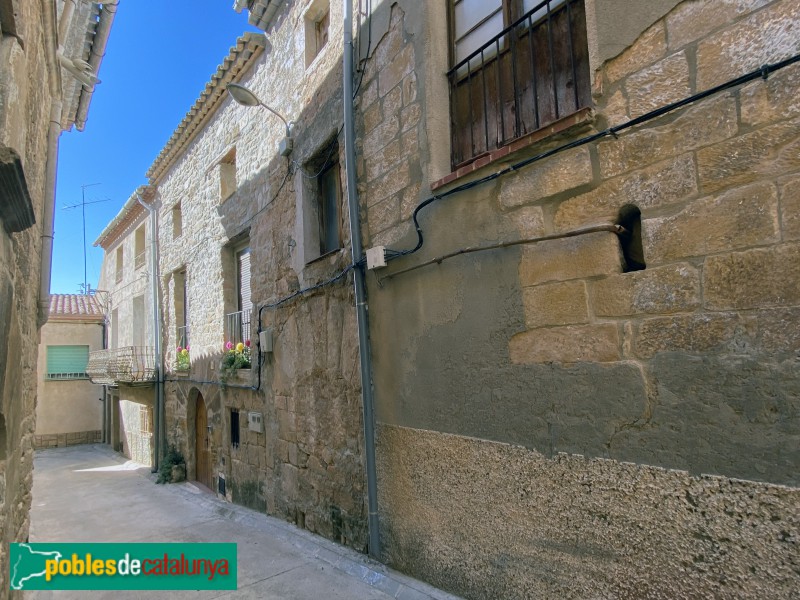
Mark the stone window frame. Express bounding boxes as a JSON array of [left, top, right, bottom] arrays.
[[304, 0, 331, 68], [294, 134, 345, 267]]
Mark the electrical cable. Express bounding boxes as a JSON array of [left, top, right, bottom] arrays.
[[353, 0, 372, 98], [384, 53, 800, 260]]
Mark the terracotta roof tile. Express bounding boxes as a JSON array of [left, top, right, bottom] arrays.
[[48, 294, 104, 321]]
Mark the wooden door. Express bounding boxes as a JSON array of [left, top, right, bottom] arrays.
[[195, 393, 211, 488]]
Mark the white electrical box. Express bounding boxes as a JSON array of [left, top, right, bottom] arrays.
[[248, 412, 263, 433], [366, 246, 387, 270], [259, 327, 273, 353]]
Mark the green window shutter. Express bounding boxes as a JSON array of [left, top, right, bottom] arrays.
[[46, 345, 90, 379]]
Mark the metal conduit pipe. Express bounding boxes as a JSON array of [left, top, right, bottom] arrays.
[[136, 191, 164, 473], [343, 0, 381, 560]]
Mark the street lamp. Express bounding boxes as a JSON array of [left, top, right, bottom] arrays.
[[226, 83, 293, 156]]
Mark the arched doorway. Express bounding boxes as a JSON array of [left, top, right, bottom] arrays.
[[195, 392, 211, 489]]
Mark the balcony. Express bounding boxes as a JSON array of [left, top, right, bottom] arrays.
[[225, 310, 251, 346], [134, 251, 146, 270], [87, 346, 156, 386]]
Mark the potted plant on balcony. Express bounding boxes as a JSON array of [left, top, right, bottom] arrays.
[[175, 346, 190, 374], [220, 340, 251, 383]]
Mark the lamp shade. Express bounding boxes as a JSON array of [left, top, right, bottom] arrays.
[[227, 83, 261, 107]]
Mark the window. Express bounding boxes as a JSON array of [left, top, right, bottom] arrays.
[[317, 158, 342, 256], [132, 295, 145, 347], [224, 240, 251, 346], [134, 225, 146, 270], [304, 0, 330, 66], [111, 308, 119, 349], [172, 202, 183, 239], [219, 148, 237, 202], [115, 246, 123, 283], [448, 0, 590, 167], [46, 345, 90, 380], [230, 409, 240, 449], [618, 205, 646, 272], [174, 270, 189, 348]]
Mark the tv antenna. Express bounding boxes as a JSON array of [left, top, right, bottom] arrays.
[[62, 183, 112, 294]]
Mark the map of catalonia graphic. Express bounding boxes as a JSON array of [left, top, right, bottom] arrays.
[[10, 544, 62, 590]]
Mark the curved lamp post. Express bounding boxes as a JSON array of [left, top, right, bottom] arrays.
[[227, 83, 293, 155]]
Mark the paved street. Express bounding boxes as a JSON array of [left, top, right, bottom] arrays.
[[27, 445, 459, 600]]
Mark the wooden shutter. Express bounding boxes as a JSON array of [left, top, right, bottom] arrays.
[[237, 248, 252, 312]]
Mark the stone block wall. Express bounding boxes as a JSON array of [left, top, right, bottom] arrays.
[[155, 1, 367, 551], [360, 0, 800, 597], [0, 1, 57, 593]]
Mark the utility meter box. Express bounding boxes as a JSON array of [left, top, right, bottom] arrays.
[[259, 327, 274, 353], [248, 411, 263, 433]]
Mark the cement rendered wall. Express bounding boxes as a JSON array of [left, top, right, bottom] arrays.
[[359, 1, 800, 597], [0, 0, 57, 593], [156, 2, 366, 549], [35, 320, 104, 437]]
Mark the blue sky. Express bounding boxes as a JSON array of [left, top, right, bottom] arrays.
[[52, 1, 261, 294]]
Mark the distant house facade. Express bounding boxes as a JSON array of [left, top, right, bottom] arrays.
[[34, 294, 104, 449], [89, 191, 157, 466], [147, 22, 367, 545], [0, 0, 115, 592]]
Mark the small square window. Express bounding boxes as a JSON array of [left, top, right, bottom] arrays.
[[134, 225, 146, 270], [304, 0, 330, 67], [219, 148, 237, 202], [172, 202, 183, 239], [115, 246, 123, 283]]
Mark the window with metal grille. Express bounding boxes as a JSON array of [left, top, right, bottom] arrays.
[[448, 0, 591, 167], [46, 345, 90, 380]]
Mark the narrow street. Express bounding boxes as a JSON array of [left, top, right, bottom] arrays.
[[27, 445, 460, 600]]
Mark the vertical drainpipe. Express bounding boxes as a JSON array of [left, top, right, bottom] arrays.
[[38, 100, 62, 326], [343, 0, 381, 560], [136, 192, 163, 473]]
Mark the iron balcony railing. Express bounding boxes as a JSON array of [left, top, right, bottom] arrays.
[[448, 0, 590, 167], [225, 310, 251, 347], [115, 269, 123, 284], [134, 250, 146, 270], [86, 346, 156, 386]]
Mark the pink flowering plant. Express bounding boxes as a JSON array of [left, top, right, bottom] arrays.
[[175, 346, 190, 372], [221, 339, 251, 379]]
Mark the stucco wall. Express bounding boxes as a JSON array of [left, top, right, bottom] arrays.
[[155, 1, 366, 550], [35, 320, 104, 436], [359, 0, 800, 597]]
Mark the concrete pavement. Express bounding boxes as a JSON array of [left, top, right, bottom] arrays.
[[27, 445, 460, 600]]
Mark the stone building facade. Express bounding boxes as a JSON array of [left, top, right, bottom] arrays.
[[34, 294, 104, 448], [355, 0, 800, 598], [0, 0, 114, 593], [92, 190, 157, 465], [146, 20, 367, 547]]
